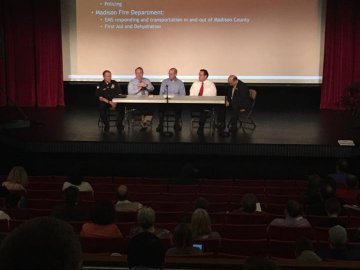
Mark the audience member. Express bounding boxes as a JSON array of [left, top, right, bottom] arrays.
[[295, 237, 322, 262], [344, 193, 360, 212], [62, 174, 93, 193], [0, 210, 10, 221], [194, 197, 209, 211], [329, 159, 351, 185], [166, 223, 202, 256], [191, 208, 220, 240], [114, 185, 143, 212], [80, 200, 122, 238], [318, 225, 360, 260], [52, 186, 89, 221], [232, 193, 264, 214], [269, 200, 311, 227], [127, 231, 165, 270], [317, 197, 347, 227], [306, 180, 337, 216], [336, 174, 360, 204], [130, 207, 172, 240], [171, 162, 199, 185], [2, 166, 28, 192], [0, 217, 81, 270], [5, 193, 27, 209]]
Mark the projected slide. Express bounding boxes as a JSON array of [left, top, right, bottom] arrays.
[[62, 0, 324, 83]]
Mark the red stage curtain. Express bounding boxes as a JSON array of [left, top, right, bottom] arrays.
[[320, 0, 360, 110], [1, 0, 64, 107], [0, 0, 6, 106], [34, 0, 64, 107], [3, 0, 36, 107]]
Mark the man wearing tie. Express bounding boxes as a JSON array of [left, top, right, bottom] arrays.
[[189, 69, 217, 135], [218, 75, 252, 132], [127, 67, 155, 130], [157, 68, 186, 132]]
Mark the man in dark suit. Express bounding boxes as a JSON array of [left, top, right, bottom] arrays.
[[218, 75, 252, 132]]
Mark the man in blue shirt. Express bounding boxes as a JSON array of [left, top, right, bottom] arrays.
[[127, 67, 155, 130], [157, 68, 186, 132], [128, 67, 155, 95]]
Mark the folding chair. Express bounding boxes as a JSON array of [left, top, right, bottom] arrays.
[[228, 89, 257, 130], [237, 88, 257, 129], [190, 108, 216, 134], [98, 106, 118, 128], [125, 105, 153, 130]]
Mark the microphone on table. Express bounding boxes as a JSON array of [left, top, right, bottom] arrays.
[[140, 80, 148, 95]]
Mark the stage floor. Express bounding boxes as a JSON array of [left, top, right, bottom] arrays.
[[0, 106, 359, 158]]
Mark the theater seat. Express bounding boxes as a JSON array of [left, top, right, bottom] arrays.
[[268, 239, 298, 259], [267, 225, 314, 241], [212, 224, 267, 239], [0, 219, 9, 232], [227, 212, 269, 224], [80, 236, 125, 254], [221, 238, 268, 256], [193, 238, 222, 254]]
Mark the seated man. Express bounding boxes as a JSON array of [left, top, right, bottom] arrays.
[[268, 200, 311, 228], [129, 207, 172, 240], [189, 69, 217, 135], [52, 186, 89, 221], [127, 231, 165, 270], [156, 68, 186, 132], [127, 67, 155, 131], [114, 185, 143, 212], [218, 75, 252, 132], [96, 70, 125, 132], [318, 225, 360, 260]]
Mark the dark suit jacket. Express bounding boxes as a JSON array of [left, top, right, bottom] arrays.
[[227, 80, 252, 111]]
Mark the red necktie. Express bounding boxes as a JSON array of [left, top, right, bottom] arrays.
[[198, 82, 204, 96]]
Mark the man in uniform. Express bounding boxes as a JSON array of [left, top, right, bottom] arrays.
[[96, 70, 125, 132]]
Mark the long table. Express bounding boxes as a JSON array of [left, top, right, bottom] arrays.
[[112, 95, 226, 105]]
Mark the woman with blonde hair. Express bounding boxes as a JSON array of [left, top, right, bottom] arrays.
[[2, 166, 28, 192], [191, 208, 220, 240]]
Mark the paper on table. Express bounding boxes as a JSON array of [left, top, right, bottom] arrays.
[[338, 140, 355, 146]]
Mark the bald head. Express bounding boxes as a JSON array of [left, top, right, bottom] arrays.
[[117, 185, 128, 201], [228, 75, 238, 86]]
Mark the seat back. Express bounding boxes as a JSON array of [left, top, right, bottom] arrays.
[[193, 238, 221, 254], [80, 237, 125, 254], [249, 89, 257, 102], [221, 238, 268, 256], [268, 225, 314, 241]]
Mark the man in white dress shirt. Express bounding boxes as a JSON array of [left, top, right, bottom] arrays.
[[189, 69, 217, 135]]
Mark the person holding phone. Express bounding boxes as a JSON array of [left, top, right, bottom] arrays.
[[166, 223, 202, 256]]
